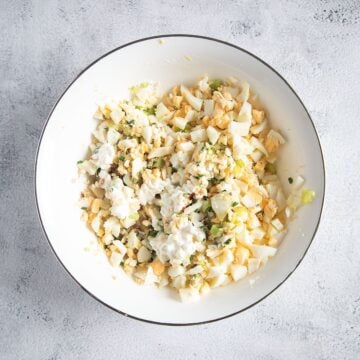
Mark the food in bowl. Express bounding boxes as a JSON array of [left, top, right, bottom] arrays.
[[77, 75, 314, 302]]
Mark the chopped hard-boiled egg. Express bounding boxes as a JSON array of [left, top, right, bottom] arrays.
[[79, 75, 314, 302]]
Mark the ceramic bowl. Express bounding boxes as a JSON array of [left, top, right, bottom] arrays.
[[36, 35, 325, 325]]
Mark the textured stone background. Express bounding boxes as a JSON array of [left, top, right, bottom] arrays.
[[1, 0, 360, 359]]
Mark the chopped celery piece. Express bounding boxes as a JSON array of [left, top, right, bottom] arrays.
[[129, 213, 139, 221], [301, 189, 315, 204], [210, 224, 223, 237], [201, 200, 212, 212], [154, 158, 165, 168]]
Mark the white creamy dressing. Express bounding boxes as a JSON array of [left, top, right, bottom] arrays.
[[105, 178, 140, 219], [150, 219, 205, 265], [137, 178, 168, 205], [92, 143, 115, 169], [160, 185, 190, 220]]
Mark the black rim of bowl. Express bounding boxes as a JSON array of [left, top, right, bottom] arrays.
[[35, 34, 326, 326]]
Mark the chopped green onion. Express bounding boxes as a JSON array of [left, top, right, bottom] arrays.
[[148, 230, 158, 237], [143, 106, 156, 115], [119, 155, 126, 162], [224, 239, 231, 245], [209, 79, 223, 92], [194, 174, 204, 179], [77, 160, 84, 164], [126, 119, 135, 126], [209, 178, 224, 186], [288, 177, 293, 184], [190, 273, 201, 278], [81, 207, 87, 210], [174, 124, 191, 133], [129, 82, 149, 92]]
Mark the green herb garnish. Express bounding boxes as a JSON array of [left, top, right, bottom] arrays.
[[77, 160, 84, 164], [288, 177, 293, 184], [126, 119, 135, 126], [209, 79, 223, 92], [208, 178, 217, 186], [143, 106, 156, 115], [210, 180, 218, 186], [174, 124, 191, 133], [151, 249, 157, 259], [148, 230, 158, 237], [194, 174, 204, 179], [119, 155, 126, 162]]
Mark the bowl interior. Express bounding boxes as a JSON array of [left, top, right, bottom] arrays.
[[36, 35, 324, 325]]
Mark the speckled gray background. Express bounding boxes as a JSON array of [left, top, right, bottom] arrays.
[[1, 0, 360, 359]]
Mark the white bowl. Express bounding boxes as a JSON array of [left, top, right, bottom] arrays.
[[36, 35, 325, 325]]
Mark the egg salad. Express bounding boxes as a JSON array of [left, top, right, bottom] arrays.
[[78, 76, 314, 302]]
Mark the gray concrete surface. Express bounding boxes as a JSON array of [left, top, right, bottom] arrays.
[[1, 0, 360, 359]]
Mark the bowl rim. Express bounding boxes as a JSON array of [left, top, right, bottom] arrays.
[[34, 34, 326, 326]]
